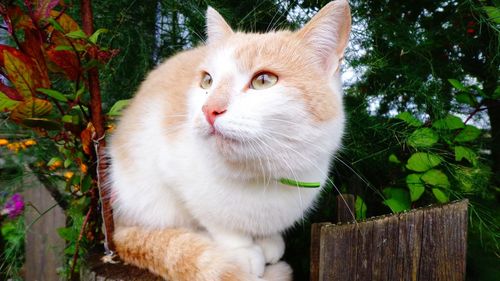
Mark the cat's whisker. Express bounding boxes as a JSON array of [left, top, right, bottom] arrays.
[[254, 132, 308, 222], [258, 132, 357, 223]]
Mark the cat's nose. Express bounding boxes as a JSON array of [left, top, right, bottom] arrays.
[[202, 104, 227, 126]]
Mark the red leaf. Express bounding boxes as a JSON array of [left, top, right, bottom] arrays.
[[24, 0, 59, 21], [0, 83, 23, 101], [19, 28, 51, 88], [4, 6, 35, 34], [0, 45, 20, 67], [50, 10, 80, 33], [36, 0, 59, 20], [10, 98, 53, 123], [46, 47, 81, 80], [2, 46, 51, 98], [2, 48, 38, 99], [97, 49, 120, 63]]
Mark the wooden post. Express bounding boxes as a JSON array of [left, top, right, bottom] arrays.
[[81, 251, 162, 281], [310, 200, 468, 281], [336, 194, 356, 223]]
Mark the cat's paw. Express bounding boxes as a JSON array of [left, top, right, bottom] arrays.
[[231, 244, 266, 277], [255, 234, 285, 264]]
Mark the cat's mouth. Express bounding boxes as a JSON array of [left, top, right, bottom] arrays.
[[211, 128, 241, 144]]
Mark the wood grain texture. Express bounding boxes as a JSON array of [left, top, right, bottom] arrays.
[[336, 194, 356, 223], [311, 200, 468, 281], [24, 175, 66, 281]]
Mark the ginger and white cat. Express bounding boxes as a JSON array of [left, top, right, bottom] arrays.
[[108, 1, 351, 280]]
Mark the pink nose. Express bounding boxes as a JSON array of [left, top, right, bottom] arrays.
[[202, 104, 227, 126]]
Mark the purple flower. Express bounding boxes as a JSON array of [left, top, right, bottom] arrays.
[[2, 193, 24, 219]]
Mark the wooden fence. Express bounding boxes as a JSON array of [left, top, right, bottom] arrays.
[[310, 197, 468, 281], [23, 191, 468, 281], [24, 172, 66, 281]]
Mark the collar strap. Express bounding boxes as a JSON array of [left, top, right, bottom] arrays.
[[279, 178, 321, 188]]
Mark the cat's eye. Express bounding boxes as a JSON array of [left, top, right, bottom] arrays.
[[200, 72, 213, 89], [251, 72, 278, 90]]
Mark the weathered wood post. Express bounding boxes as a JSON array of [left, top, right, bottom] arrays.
[[310, 198, 468, 281]]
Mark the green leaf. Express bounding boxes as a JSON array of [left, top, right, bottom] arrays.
[[483, 6, 500, 24], [54, 45, 74, 51], [388, 153, 401, 164], [448, 79, 467, 91], [421, 169, 450, 188], [355, 196, 367, 219], [0, 92, 20, 111], [1, 221, 16, 237], [75, 85, 85, 100], [455, 146, 478, 166], [455, 92, 476, 106], [432, 188, 449, 203], [62, 115, 72, 123], [22, 118, 61, 130], [81, 175, 93, 193], [432, 115, 464, 130], [37, 88, 68, 102], [57, 227, 76, 241], [65, 29, 87, 40], [383, 187, 411, 213], [407, 128, 438, 148], [396, 112, 423, 127], [406, 152, 442, 172], [493, 86, 500, 99], [64, 158, 72, 168], [108, 99, 130, 116], [406, 173, 425, 202], [64, 244, 76, 255], [62, 114, 80, 124], [47, 18, 65, 32], [89, 28, 108, 44], [454, 125, 481, 143], [47, 157, 63, 167]]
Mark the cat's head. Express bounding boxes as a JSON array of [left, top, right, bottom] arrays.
[[189, 0, 351, 180]]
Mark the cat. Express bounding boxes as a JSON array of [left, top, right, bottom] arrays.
[[108, 1, 351, 280]]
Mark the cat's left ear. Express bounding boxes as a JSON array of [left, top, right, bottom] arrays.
[[297, 0, 351, 73], [206, 7, 234, 44]]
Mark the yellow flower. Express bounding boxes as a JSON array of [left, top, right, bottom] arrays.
[[80, 164, 88, 174], [23, 139, 37, 146], [0, 139, 9, 146], [48, 159, 63, 170], [106, 124, 115, 133], [7, 143, 20, 152], [64, 171, 74, 180]]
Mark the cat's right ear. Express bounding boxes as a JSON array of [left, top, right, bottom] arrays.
[[206, 7, 233, 44]]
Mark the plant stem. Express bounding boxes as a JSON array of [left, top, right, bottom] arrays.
[[80, 0, 115, 253], [69, 207, 92, 280]]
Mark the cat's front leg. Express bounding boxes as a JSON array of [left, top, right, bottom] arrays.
[[255, 234, 285, 264], [208, 226, 266, 277]]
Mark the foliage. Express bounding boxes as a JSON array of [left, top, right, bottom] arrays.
[[0, 0, 120, 278]]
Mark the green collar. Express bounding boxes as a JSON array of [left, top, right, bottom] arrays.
[[279, 178, 321, 188]]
